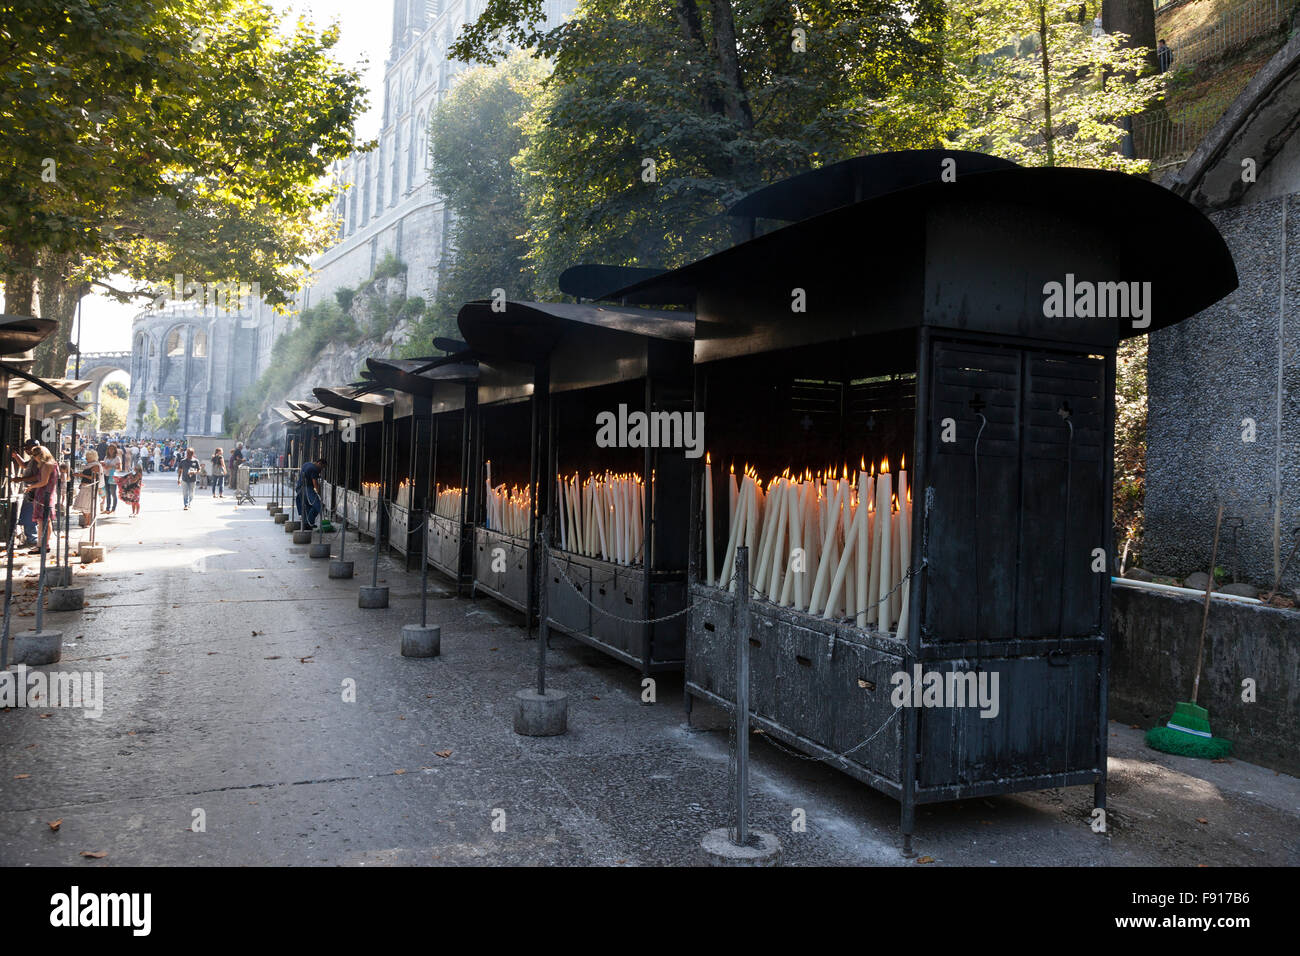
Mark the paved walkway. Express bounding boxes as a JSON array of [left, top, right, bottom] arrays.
[[1, 473, 1296, 865]]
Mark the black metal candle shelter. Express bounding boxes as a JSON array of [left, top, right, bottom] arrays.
[[600, 150, 1239, 850], [311, 385, 392, 536], [458, 299, 696, 674], [365, 357, 481, 592]]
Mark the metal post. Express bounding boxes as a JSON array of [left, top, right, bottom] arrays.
[[733, 545, 750, 847], [340, 435, 350, 562], [538, 517, 550, 697], [35, 513, 48, 634], [421, 415, 432, 628], [1, 499, 17, 669], [371, 420, 382, 588]]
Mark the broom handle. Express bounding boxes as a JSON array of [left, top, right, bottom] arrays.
[[1191, 503, 1224, 705]]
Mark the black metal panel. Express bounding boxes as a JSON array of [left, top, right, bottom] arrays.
[[473, 527, 530, 613], [922, 336, 1107, 644], [916, 651, 1102, 790], [827, 639, 904, 781]]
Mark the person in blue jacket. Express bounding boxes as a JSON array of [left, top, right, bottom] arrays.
[[296, 457, 326, 529]]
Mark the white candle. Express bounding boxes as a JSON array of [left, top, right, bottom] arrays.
[[707, 455, 717, 582], [856, 469, 870, 628], [897, 481, 913, 645], [873, 459, 893, 630], [808, 478, 843, 614]]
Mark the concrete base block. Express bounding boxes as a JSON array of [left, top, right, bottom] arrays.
[[358, 585, 389, 609], [266, 502, 278, 511], [47, 587, 85, 612], [513, 689, 568, 736], [400, 624, 441, 658], [283, 520, 301, 533], [292, 529, 313, 545], [273, 513, 288, 524], [44, 566, 72, 588], [12, 629, 62, 665], [79, 543, 105, 563], [309, 542, 331, 559], [699, 828, 782, 867], [329, 560, 354, 579]]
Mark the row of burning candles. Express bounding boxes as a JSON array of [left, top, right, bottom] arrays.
[[554, 470, 644, 565], [477, 463, 647, 565], [703, 454, 913, 636]]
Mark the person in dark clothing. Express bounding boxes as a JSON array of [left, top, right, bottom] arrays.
[[296, 458, 325, 529], [177, 448, 200, 510], [1157, 39, 1173, 73]]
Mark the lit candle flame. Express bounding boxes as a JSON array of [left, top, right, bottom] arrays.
[[881, 457, 890, 475]]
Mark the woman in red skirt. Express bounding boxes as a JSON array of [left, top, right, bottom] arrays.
[[117, 462, 143, 517]]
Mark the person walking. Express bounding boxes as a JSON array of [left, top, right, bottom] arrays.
[[117, 462, 144, 517], [23, 445, 59, 552], [10, 438, 42, 548], [73, 450, 102, 527], [102, 443, 122, 515], [210, 447, 227, 498], [177, 447, 200, 510], [153, 443, 162, 474]]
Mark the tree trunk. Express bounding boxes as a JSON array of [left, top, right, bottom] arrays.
[[1039, 2, 1056, 167], [707, 0, 753, 130], [33, 253, 83, 380], [1, 243, 37, 316], [1103, 0, 1159, 75]]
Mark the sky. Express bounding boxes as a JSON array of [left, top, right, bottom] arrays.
[[68, 0, 393, 353]]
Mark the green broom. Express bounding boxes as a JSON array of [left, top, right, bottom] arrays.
[[1146, 503, 1234, 759]]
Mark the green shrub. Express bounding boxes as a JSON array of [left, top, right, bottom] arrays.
[[374, 250, 406, 280]]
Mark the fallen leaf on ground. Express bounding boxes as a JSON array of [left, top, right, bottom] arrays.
[[1196, 817, 1209, 824], [434, 750, 452, 758], [79, 851, 107, 859], [14, 774, 30, 779], [916, 856, 935, 864], [394, 769, 406, 775], [48, 819, 62, 831]]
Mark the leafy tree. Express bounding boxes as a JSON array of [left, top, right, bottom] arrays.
[[403, 52, 544, 356], [161, 396, 181, 436], [0, 0, 370, 377], [105, 381, 129, 400], [99, 394, 127, 431], [144, 402, 163, 439], [906, 0, 1163, 171], [454, 0, 945, 293]]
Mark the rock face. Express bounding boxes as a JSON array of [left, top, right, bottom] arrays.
[[248, 278, 419, 447], [1181, 571, 1212, 591]]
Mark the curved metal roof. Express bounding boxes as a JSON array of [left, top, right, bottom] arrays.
[[727, 149, 1019, 222], [457, 300, 694, 365], [607, 164, 1238, 342], [0, 315, 58, 354], [365, 357, 480, 398]]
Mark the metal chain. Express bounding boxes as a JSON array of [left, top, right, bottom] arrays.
[[546, 547, 694, 624], [756, 706, 902, 765], [381, 498, 426, 535]]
